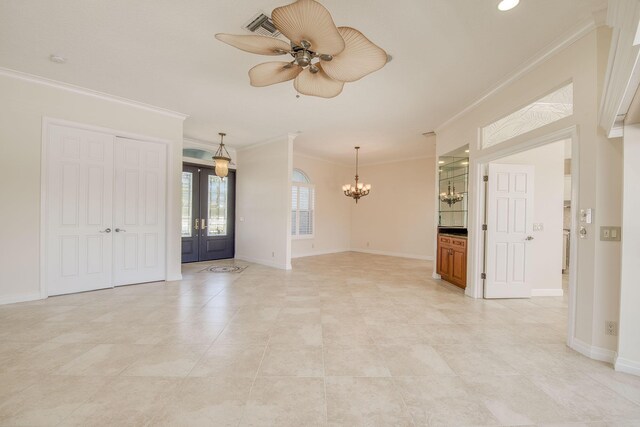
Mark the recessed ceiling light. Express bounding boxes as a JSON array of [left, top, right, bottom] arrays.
[[461, 161, 469, 165], [49, 54, 67, 64], [438, 160, 445, 164], [497, 0, 519, 11], [465, 149, 469, 153]]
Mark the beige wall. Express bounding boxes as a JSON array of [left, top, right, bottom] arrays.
[[350, 157, 436, 260], [0, 73, 184, 304], [435, 27, 622, 358], [494, 141, 565, 294], [291, 153, 352, 258], [236, 136, 293, 269]]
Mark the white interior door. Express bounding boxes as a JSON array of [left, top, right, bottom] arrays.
[[46, 125, 114, 296], [113, 137, 167, 286], [485, 163, 535, 298]]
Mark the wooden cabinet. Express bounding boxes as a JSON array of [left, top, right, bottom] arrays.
[[436, 234, 467, 289]]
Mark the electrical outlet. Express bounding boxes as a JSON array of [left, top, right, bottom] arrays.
[[272, 251, 275, 258], [366, 242, 370, 248], [605, 320, 618, 336], [311, 243, 315, 249]]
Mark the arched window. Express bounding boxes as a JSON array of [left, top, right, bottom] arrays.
[[292, 168, 315, 238]]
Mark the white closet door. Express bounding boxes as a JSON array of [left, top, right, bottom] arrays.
[[113, 137, 167, 286], [46, 125, 114, 296]]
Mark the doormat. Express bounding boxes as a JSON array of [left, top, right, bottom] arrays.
[[199, 265, 248, 273]]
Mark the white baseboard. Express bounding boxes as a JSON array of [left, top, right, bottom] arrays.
[[432, 272, 442, 279], [531, 288, 564, 297], [291, 249, 350, 259], [235, 254, 290, 270], [615, 356, 640, 376], [569, 337, 617, 364], [0, 292, 43, 306], [350, 248, 434, 261]]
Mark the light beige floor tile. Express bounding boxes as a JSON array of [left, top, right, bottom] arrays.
[[189, 344, 267, 377], [324, 345, 391, 377], [240, 377, 325, 426], [325, 376, 413, 426], [1, 342, 95, 374], [378, 343, 455, 376], [58, 377, 179, 426], [432, 343, 519, 376], [0, 376, 108, 426], [258, 345, 324, 377], [394, 375, 499, 426], [269, 322, 323, 347], [462, 374, 583, 425], [529, 373, 640, 422], [120, 344, 208, 377], [151, 377, 253, 426], [55, 343, 152, 376]]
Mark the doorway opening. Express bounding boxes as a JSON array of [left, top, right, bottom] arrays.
[[473, 128, 579, 344], [181, 163, 236, 263]]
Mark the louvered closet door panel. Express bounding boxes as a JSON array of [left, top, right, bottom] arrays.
[[113, 138, 167, 286], [46, 125, 114, 296]]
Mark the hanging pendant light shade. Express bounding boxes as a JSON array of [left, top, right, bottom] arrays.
[[213, 132, 232, 178]]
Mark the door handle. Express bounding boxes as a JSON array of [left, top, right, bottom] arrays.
[[194, 218, 199, 230], [525, 236, 534, 241], [100, 228, 111, 233], [201, 219, 207, 229], [115, 228, 126, 233]]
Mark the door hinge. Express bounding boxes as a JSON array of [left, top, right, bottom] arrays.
[[482, 224, 487, 231], [483, 175, 488, 182], [481, 273, 487, 279]]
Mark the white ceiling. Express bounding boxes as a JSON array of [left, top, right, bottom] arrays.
[[0, 0, 605, 164]]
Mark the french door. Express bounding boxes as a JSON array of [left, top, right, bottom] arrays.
[[181, 164, 235, 263]]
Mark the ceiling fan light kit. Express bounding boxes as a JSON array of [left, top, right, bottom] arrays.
[[216, 0, 388, 98]]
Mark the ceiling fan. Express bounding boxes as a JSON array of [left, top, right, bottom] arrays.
[[215, 0, 388, 98]]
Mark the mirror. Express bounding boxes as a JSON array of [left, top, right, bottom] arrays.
[[438, 145, 469, 228]]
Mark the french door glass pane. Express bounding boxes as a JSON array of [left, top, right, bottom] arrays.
[[181, 172, 193, 237], [208, 175, 228, 236]]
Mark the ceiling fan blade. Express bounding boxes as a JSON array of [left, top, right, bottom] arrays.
[[215, 33, 291, 55], [272, 0, 345, 56], [321, 27, 388, 82], [294, 65, 344, 98], [249, 61, 302, 87]]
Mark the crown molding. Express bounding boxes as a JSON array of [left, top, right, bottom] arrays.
[[0, 67, 189, 121], [435, 18, 598, 133], [293, 151, 351, 167]]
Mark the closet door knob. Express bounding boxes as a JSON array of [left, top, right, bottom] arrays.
[[100, 228, 111, 233], [115, 228, 126, 233]]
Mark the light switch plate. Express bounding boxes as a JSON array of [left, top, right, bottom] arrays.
[[600, 226, 621, 241]]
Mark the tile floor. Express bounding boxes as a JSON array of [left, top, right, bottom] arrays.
[[0, 252, 639, 426]]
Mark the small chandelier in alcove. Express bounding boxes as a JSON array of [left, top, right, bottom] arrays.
[[440, 181, 464, 207], [212, 132, 232, 178], [342, 146, 371, 203]]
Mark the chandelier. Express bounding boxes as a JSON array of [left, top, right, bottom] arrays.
[[212, 132, 232, 178], [440, 181, 464, 207], [342, 146, 371, 203]]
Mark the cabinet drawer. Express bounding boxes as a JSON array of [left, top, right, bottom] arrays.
[[439, 236, 451, 245], [451, 237, 466, 249]]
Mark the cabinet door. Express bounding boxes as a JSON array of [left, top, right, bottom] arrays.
[[439, 246, 451, 279], [451, 247, 466, 288]]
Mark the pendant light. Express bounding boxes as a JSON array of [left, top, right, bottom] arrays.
[[342, 146, 371, 203], [212, 132, 232, 178]]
